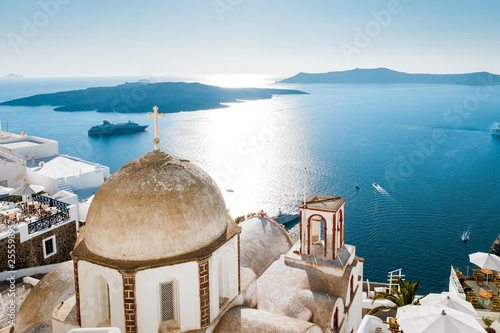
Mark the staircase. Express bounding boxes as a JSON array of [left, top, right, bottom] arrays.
[[56, 178, 74, 194]]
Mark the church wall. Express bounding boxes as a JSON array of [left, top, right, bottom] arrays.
[[78, 260, 125, 332], [0, 220, 76, 275], [334, 260, 363, 333], [208, 235, 239, 321], [346, 260, 364, 332], [135, 261, 200, 332]]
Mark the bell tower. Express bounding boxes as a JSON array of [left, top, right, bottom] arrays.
[[299, 195, 346, 259]]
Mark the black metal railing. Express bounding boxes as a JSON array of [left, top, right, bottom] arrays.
[[32, 193, 70, 211], [28, 210, 70, 234], [1, 193, 72, 234]]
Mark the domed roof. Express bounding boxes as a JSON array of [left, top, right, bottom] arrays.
[[84, 149, 228, 261]]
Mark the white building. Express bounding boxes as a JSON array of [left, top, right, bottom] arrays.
[[0, 132, 110, 198], [15, 147, 364, 333], [0, 134, 58, 161], [0, 149, 26, 188], [27, 155, 110, 196]]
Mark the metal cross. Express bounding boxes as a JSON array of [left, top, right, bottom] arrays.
[[148, 105, 164, 150]]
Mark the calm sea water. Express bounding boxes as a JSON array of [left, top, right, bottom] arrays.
[[1, 78, 499, 294]]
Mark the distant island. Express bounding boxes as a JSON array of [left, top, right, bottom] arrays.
[[278, 68, 500, 85], [0, 81, 307, 113], [1, 73, 24, 79]]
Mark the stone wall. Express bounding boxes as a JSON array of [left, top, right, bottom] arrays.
[[0, 221, 77, 272]]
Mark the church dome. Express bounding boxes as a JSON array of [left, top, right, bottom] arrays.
[[84, 149, 228, 261]]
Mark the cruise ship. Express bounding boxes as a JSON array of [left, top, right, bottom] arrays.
[[88, 120, 148, 137]]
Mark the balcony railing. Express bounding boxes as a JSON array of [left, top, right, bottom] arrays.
[[1, 194, 71, 235], [32, 193, 70, 211], [28, 210, 70, 234]]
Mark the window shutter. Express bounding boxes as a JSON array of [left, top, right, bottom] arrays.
[[160, 282, 175, 322]]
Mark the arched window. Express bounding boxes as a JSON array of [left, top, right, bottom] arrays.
[[333, 307, 339, 329], [95, 275, 110, 326], [308, 214, 328, 257], [339, 210, 344, 247], [160, 281, 177, 323], [350, 275, 354, 298], [218, 258, 229, 307]]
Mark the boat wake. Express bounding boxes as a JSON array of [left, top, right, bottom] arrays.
[[461, 230, 470, 242], [372, 183, 402, 206], [372, 183, 388, 194]]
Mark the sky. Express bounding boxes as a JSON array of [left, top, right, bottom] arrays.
[[1, 0, 499, 78]]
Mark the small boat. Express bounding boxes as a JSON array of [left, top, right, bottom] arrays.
[[492, 127, 500, 137], [461, 231, 470, 242], [355, 184, 360, 189], [88, 120, 148, 137], [226, 189, 234, 193]]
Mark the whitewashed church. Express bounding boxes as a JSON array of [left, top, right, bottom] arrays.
[[15, 107, 364, 333]]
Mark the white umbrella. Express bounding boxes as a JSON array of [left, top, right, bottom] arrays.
[[419, 292, 477, 317], [469, 252, 500, 271], [9, 180, 45, 200], [397, 304, 484, 333], [9, 185, 35, 196]]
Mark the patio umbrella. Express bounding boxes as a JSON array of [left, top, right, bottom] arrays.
[[9, 180, 45, 200], [397, 304, 484, 333], [9, 184, 35, 196], [469, 252, 500, 271], [419, 292, 477, 317]]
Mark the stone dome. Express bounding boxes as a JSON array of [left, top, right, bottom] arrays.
[[84, 149, 228, 261]]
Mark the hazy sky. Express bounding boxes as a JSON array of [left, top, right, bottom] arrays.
[[1, 0, 499, 78]]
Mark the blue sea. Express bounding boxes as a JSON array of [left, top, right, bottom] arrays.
[[1, 77, 499, 294]]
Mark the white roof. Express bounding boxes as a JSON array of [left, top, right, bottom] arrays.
[[1, 140, 41, 150], [32, 156, 99, 178]]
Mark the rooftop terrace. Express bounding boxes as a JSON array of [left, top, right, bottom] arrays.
[[0, 193, 70, 235], [453, 266, 500, 312]]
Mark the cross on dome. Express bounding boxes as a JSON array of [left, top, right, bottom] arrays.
[[148, 105, 164, 150]]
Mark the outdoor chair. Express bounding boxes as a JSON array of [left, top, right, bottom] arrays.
[[382, 318, 403, 333]]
